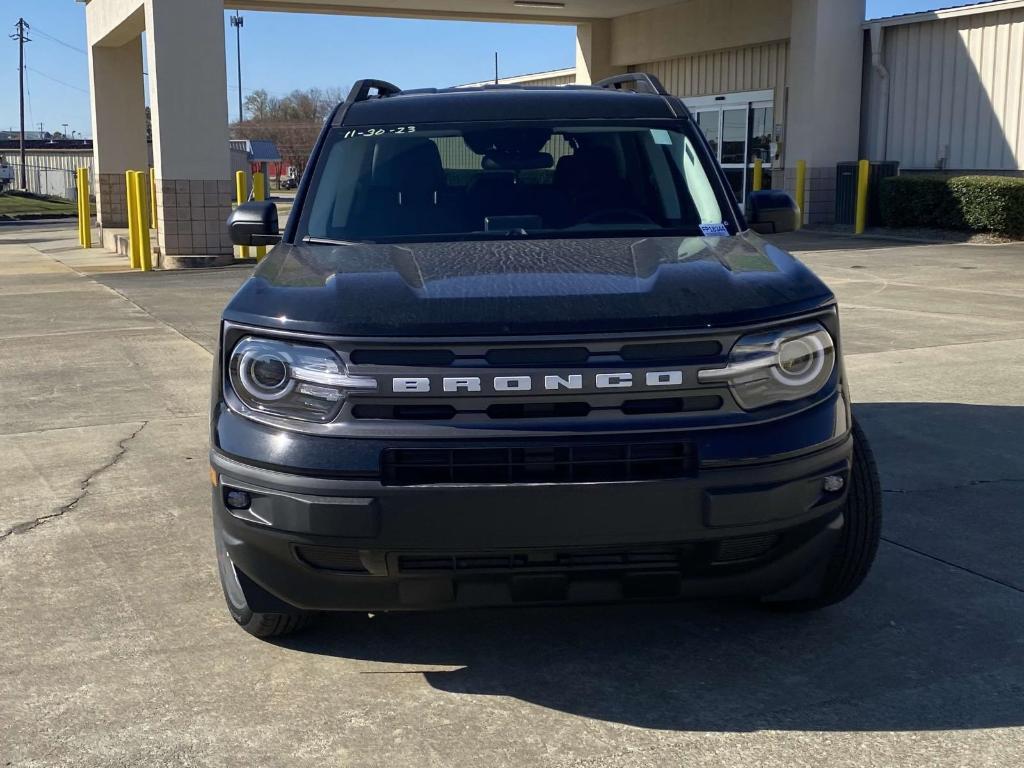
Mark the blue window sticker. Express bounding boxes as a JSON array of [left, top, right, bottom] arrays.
[[699, 222, 731, 237], [650, 129, 673, 145]]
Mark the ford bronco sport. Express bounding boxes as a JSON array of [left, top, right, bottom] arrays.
[[214, 75, 882, 638]]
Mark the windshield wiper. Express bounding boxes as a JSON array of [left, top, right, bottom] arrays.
[[302, 236, 366, 246]]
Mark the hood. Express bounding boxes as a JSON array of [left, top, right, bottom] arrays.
[[222, 233, 835, 337]]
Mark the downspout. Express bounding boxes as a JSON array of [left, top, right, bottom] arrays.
[[869, 23, 890, 161]]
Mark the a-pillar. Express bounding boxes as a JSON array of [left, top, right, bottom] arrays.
[[784, 0, 865, 225], [145, 0, 233, 259], [575, 20, 625, 86], [87, 35, 148, 230]]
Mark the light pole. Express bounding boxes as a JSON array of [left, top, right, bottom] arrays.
[[230, 11, 244, 123]]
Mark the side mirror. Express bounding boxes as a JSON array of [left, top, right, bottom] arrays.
[[228, 201, 281, 246], [745, 190, 799, 235]]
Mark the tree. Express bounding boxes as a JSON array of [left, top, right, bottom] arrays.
[[232, 86, 346, 178]]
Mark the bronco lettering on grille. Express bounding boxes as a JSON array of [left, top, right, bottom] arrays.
[[391, 371, 685, 394]]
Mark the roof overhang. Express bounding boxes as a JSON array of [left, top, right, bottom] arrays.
[[865, 0, 1024, 29], [226, 0, 683, 23]]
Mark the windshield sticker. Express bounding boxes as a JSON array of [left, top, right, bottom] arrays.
[[650, 129, 673, 145], [342, 126, 417, 139], [699, 222, 731, 237]]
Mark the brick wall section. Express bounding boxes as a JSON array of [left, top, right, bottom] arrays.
[[784, 165, 837, 226], [155, 179, 234, 256], [97, 173, 129, 228]]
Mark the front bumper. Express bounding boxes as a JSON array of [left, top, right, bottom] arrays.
[[211, 433, 852, 613]]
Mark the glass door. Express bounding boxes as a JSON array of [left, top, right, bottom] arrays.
[[688, 90, 776, 207], [719, 108, 748, 204]]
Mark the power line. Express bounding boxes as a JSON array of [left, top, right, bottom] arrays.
[[31, 25, 86, 55], [26, 66, 90, 95]]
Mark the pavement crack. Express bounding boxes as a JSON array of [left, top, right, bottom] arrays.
[[881, 537, 1024, 595], [883, 478, 1024, 494], [0, 421, 149, 542]]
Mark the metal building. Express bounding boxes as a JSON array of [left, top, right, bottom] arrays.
[[861, 0, 1024, 174]]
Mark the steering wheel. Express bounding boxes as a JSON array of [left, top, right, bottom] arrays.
[[579, 209, 657, 226]]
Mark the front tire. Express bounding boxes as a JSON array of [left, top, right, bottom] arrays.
[[770, 418, 883, 610], [215, 525, 313, 638]]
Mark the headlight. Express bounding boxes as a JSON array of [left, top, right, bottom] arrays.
[[228, 337, 376, 423], [698, 322, 835, 410]]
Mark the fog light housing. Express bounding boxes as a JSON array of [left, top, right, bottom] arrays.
[[225, 489, 252, 510], [823, 475, 845, 493]]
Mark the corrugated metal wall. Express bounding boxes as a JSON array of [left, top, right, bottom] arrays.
[[631, 41, 789, 104], [518, 73, 576, 87], [3, 150, 93, 198], [864, 8, 1024, 170]]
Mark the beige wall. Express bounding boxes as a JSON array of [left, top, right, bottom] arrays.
[[863, 6, 1024, 170], [633, 40, 788, 105], [576, 20, 626, 84], [612, 0, 791, 67], [144, 0, 230, 181], [85, 0, 144, 47]]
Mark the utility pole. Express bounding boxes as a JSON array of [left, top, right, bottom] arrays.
[[62, 123, 69, 138], [10, 18, 30, 189], [495, 51, 499, 85], [230, 11, 244, 123]]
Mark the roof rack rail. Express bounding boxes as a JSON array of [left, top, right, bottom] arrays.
[[593, 73, 668, 96], [346, 79, 402, 104]]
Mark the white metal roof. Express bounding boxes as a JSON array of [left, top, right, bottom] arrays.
[[866, 0, 1024, 28], [456, 67, 577, 88]]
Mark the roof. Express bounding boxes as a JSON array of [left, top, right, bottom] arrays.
[[866, 0, 1024, 27], [0, 139, 93, 152], [341, 86, 677, 126], [456, 67, 577, 89], [229, 139, 283, 163]]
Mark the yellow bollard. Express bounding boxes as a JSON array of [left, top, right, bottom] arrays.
[[77, 167, 92, 248], [132, 172, 153, 271], [795, 160, 807, 230], [752, 158, 763, 192], [76, 168, 84, 246], [253, 171, 267, 260], [126, 170, 141, 269], [235, 170, 250, 259], [855, 159, 870, 235], [149, 168, 158, 230]]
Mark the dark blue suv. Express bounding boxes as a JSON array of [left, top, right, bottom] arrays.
[[213, 75, 881, 638]]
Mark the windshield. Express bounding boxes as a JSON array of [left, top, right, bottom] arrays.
[[299, 120, 730, 244]]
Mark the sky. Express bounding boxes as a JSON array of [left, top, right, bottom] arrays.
[[1, 0, 990, 138]]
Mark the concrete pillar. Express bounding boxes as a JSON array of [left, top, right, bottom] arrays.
[[145, 0, 233, 259], [575, 21, 625, 85], [784, 0, 865, 225], [87, 36, 148, 229]]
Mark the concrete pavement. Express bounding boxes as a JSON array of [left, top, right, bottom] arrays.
[[1, 224, 1022, 767]]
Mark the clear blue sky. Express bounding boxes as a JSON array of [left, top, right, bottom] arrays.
[[1, 0, 986, 138]]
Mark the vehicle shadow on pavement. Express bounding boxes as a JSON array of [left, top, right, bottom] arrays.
[[277, 403, 1024, 733]]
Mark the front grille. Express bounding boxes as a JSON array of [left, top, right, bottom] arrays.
[[381, 440, 697, 486], [398, 547, 684, 574], [352, 395, 724, 421], [350, 339, 722, 369], [335, 330, 741, 430]]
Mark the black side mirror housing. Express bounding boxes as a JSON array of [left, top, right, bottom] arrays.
[[228, 201, 281, 246], [745, 190, 799, 235]]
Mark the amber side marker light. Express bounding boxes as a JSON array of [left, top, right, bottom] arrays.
[[209, 467, 219, 487]]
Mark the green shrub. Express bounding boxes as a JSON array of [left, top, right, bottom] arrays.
[[880, 173, 1024, 236], [879, 175, 962, 230], [947, 175, 1024, 238]]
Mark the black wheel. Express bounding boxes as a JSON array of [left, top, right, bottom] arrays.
[[770, 418, 883, 610], [215, 525, 313, 638]]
